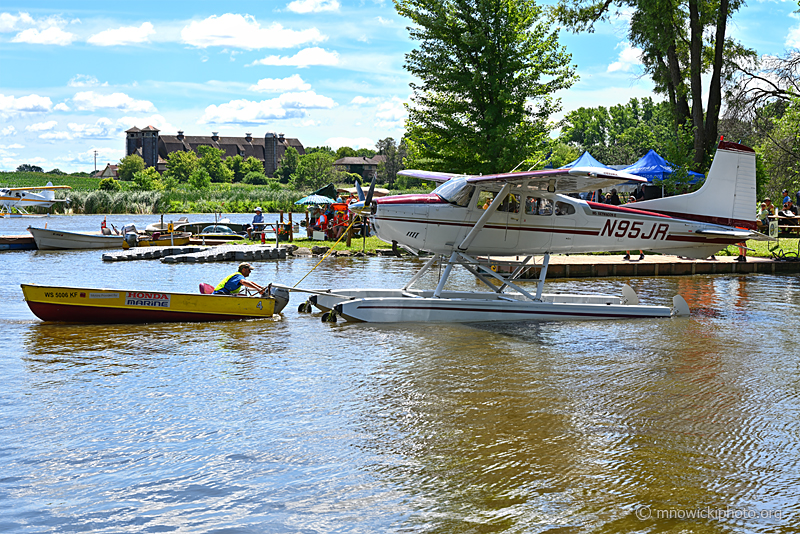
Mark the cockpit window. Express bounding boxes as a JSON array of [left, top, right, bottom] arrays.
[[432, 176, 474, 207]]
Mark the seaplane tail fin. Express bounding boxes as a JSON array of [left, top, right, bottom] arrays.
[[633, 141, 757, 230]]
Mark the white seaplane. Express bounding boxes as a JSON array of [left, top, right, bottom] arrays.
[[291, 140, 768, 323], [0, 182, 71, 217]]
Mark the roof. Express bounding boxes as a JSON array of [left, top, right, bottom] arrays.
[[334, 155, 386, 166]]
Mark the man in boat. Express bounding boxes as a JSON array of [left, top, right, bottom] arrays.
[[213, 263, 267, 295]]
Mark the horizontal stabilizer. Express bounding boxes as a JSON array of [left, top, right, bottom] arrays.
[[695, 229, 773, 241]]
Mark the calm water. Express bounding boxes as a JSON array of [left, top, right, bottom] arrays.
[[2, 214, 799, 533]]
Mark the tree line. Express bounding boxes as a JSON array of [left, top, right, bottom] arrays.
[[104, 137, 410, 193]]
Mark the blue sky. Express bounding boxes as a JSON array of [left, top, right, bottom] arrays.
[[1, 0, 798, 173]]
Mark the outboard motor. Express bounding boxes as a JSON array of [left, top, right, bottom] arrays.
[[125, 233, 138, 247], [267, 285, 291, 314]]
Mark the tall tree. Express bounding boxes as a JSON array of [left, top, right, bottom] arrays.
[[163, 150, 199, 183], [290, 152, 336, 190], [274, 146, 300, 184], [553, 0, 752, 168], [376, 137, 407, 185], [197, 145, 233, 183], [117, 154, 145, 181], [396, 0, 576, 174]]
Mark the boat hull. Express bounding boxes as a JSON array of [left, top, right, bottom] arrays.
[[28, 227, 123, 250], [0, 235, 36, 251], [21, 284, 280, 323]]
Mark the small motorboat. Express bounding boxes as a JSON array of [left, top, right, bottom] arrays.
[[122, 231, 192, 249], [190, 225, 247, 245], [28, 226, 124, 250], [21, 283, 290, 324]]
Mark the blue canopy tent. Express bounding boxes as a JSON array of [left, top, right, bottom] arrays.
[[621, 149, 704, 184], [559, 151, 614, 200], [559, 151, 613, 170]]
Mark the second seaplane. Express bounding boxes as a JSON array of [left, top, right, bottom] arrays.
[[0, 182, 71, 217], [291, 140, 768, 323]]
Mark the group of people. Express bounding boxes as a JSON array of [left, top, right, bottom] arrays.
[[757, 190, 800, 229]]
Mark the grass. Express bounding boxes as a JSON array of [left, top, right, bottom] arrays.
[[242, 235, 389, 253]]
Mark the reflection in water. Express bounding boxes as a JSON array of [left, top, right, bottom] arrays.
[[3, 239, 800, 533]]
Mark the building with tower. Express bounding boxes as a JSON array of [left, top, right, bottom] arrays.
[[125, 127, 305, 177]]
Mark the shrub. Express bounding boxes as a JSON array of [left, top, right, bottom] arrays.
[[99, 177, 122, 191], [243, 171, 269, 185]]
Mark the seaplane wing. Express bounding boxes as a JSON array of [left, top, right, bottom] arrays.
[[5, 185, 71, 191], [398, 167, 646, 194], [695, 228, 771, 241]]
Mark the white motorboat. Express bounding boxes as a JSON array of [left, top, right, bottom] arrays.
[[28, 226, 124, 250]]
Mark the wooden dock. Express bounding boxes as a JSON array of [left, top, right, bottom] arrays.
[[487, 254, 800, 279]]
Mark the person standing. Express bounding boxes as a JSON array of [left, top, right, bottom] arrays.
[[623, 196, 644, 260]]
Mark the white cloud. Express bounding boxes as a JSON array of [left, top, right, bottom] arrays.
[[351, 96, 382, 105], [786, 24, 800, 49], [0, 143, 24, 150], [200, 91, 336, 124], [68, 74, 106, 87], [68, 118, 116, 139], [72, 91, 157, 113], [0, 94, 53, 113], [1, 125, 17, 136], [56, 147, 121, 168], [26, 121, 58, 132], [607, 42, 643, 73], [181, 14, 325, 49], [250, 74, 311, 92], [12, 26, 76, 46], [39, 131, 73, 140], [375, 98, 406, 129], [286, 0, 340, 14], [115, 115, 178, 135], [54, 102, 70, 111], [88, 22, 155, 46], [325, 137, 375, 150], [0, 12, 35, 32], [249, 47, 339, 68], [376, 17, 393, 25]]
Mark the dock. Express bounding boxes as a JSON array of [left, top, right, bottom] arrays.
[[487, 253, 800, 279], [0, 234, 36, 251], [102, 244, 289, 263]]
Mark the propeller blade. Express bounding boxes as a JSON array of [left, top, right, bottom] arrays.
[[355, 179, 365, 201], [364, 174, 378, 208]]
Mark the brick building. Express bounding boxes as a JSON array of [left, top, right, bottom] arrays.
[[125, 126, 305, 177]]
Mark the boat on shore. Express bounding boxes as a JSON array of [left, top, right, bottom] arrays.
[[21, 283, 290, 323], [28, 226, 124, 250]]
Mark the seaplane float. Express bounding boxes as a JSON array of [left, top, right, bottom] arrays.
[[286, 140, 769, 323], [0, 182, 71, 217]]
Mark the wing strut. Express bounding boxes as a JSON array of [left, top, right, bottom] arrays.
[[457, 183, 510, 251]]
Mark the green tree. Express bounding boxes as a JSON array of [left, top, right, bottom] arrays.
[[335, 146, 357, 159], [98, 177, 122, 191], [396, 0, 576, 174], [188, 167, 212, 190], [163, 150, 199, 183], [274, 146, 300, 184], [553, 0, 754, 168], [356, 148, 376, 157], [759, 91, 800, 198], [305, 146, 335, 156], [291, 151, 336, 190], [131, 167, 163, 191], [16, 164, 43, 173], [197, 145, 233, 183], [117, 154, 146, 181], [47, 168, 66, 175], [242, 156, 265, 175], [225, 154, 246, 182], [376, 137, 406, 185]]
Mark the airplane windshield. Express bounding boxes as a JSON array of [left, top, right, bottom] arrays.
[[432, 177, 474, 207]]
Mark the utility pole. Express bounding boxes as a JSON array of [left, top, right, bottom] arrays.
[[94, 150, 98, 173]]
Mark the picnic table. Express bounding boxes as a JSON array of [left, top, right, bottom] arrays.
[[768, 215, 800, 236]]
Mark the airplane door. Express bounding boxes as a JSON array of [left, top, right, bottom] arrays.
[[519, 196, 553, 252]]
